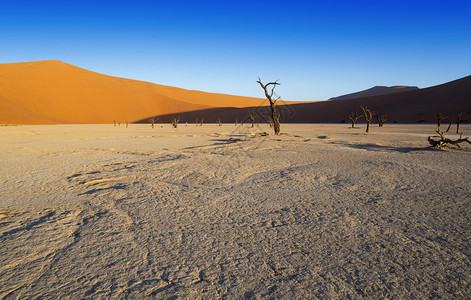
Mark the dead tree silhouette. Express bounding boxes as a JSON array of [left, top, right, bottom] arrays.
[[257, 78, 281, 135], [347, 111, 362, 128], [360, 106, 373, 134]]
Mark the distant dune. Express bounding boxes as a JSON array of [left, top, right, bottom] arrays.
[[0, 60, 275, 124], [156, 76, 471, 124], [329, 85, 420, 101]]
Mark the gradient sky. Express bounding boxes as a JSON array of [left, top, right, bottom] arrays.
[[1, 0, 470, 101]]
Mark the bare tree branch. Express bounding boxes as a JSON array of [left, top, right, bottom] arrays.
[[257, 77, 281, 135], [347, 111, 362, 128], [428, 130, 471, 148]]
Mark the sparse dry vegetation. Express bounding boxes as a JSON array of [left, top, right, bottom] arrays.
[[373, 111, 389, 127], [149, 117, 159, 128], [248, 111, 256, 128], [360, 105, 373, 133], [437, 112, 446, 128], [195, 117, 204, 127], [347, 111, 362, 128], [257, 78, 281, 135], [456, 112, 463, 134], [172, 116, 180, 128], [428, 130, 471, 149]]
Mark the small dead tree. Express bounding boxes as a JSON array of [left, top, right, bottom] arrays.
[[194, 117, 204, 126], [248, 111, 256, 128], [373, 111, 389, 127], [428, 130, 471, 149], [235, 118, 238, 126], [172, 116, 180, 128], [347, 111, 362, 128], [360, 106, 373, 133], [126, 121, 128, 128], [149, 117, 159, 128], [446, 118, 453, 132], [437, 112, 445, 128], [217, 117, 222, 126], [257, 78, 281, 135], [456, 112, 463, 134], [113, 120, 117, 127]]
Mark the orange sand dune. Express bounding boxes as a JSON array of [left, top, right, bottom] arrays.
[[0, 60, 274, 124]]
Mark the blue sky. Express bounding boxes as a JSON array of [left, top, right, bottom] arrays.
[[1, 0, 470, 101]]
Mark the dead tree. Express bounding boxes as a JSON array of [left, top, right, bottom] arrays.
[[446, 118, 453, 132], [428, 130, 471, 149], [248, 111, 256, 128], [217, 117, 222, 126], [437, 113, 446, 128], [373, 111, 389, 127], [347, 111, 362, 128], [257, 78, 281, 135], [149, 117, 159, 128], [456, 112, 463, 134], [172, 116, 180, 128], [360, 106, 373, 133], [126, 121, 128, 128], [113, 120, 117, 127], [235, 118, 238, 126], [195, 117, 204, 126]]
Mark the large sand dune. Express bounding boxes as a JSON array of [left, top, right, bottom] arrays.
[[0, 61, 272, 125], [1, 61, 469, 125], [152, 75, 471, 124], [1, 123, 470, 298]]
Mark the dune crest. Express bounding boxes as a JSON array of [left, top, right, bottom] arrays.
[[0, 60, 270, 124]]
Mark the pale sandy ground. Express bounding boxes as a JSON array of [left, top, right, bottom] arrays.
[[0, 124, 470, 299]]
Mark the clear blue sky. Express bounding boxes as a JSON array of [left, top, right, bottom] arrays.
[[1, 0, 470, 101]]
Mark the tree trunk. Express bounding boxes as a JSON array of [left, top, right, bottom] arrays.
[[270, 102, 280, 135], [456, 112, 462, 134]]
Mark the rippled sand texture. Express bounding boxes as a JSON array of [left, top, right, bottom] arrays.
[[1, 124, 470, 298]]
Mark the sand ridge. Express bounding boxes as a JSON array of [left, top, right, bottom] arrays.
[[1, 61, 470, 125], [0, 61, 278, 125]]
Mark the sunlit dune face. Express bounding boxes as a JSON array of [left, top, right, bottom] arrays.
[[0, 60, 273, 125]]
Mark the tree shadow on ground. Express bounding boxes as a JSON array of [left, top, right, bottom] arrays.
[[342, 143, 437, 153]]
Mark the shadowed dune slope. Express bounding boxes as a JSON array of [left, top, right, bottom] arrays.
[[329, 85, 420, 101], [0, 60, 271, 124], [154, 75, 471, 124]]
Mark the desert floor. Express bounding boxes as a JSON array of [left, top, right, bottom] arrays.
[[1, 123, 470, 298]]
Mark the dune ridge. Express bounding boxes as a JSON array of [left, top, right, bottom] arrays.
[[1, 60, 470, 125], [156, 75, 471, 124], [329, 85, 420, 101], [0, 60, 272, 124]]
